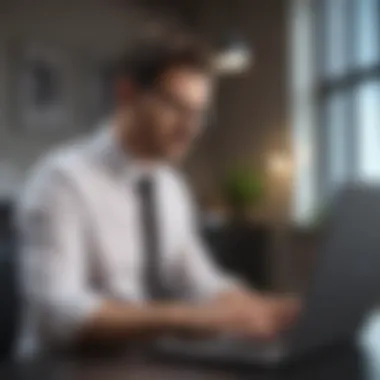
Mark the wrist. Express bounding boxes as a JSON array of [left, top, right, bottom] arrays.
[[152, 303, 197, 332]]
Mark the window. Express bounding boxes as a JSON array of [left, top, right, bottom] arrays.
[[317, 0, 380, 196], [356, 80, 380, 180], [291, 0, 380, 225]]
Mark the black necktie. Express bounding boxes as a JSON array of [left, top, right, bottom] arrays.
[[137, 176, 165, 300]]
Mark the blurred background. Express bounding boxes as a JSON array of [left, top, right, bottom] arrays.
[[0, 0, 379, 356]]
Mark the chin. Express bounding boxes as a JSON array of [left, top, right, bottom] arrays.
[[164, 148, 188, 163]]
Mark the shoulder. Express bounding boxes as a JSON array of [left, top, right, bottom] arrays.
[[19, 137, 91, 211]]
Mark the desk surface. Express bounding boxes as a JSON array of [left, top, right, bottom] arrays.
[[2, 315, 380, 380]]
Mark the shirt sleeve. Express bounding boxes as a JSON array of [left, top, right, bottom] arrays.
[[17, 166, 104, 347], [177, 181, 244, 302]]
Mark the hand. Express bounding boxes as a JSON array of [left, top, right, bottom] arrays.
[[188, 293, 301, 340], [218, 294, 300, 340], [249, 295, 301, 339], [264, 295, 301, 332]]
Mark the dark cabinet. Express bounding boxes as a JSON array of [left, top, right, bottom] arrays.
[[203, 221, 272, 290]]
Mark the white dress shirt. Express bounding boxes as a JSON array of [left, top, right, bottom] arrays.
[[16, 124, 240, 357]]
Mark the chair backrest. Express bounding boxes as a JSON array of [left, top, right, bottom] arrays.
[[0, 202, 20, 361]]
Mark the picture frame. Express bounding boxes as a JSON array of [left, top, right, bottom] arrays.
[[15, 44, 73, 134]]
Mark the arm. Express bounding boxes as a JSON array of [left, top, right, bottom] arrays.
[[178, 229, 256, 303], [18, 167, 227, 350], [176, 188, 250, 302], [178, 234, 300, 338], [176, 184, 300, 338], [76, 300, 209, 346]]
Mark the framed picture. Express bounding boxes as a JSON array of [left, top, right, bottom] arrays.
[[16, 44, 73, 133]]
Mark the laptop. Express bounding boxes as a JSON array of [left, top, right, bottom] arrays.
[[152, 184, 380, 366]]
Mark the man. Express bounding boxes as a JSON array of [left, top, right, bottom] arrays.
[[17, 40, 298, 357]]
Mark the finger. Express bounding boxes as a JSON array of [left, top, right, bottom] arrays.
[[250, 315, 280, 341]]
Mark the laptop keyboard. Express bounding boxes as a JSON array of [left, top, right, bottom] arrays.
[[156, 335, 287, 363]]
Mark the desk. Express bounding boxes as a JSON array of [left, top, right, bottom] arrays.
[[0, 344, 372, 380], [2, 315, 379, 380]]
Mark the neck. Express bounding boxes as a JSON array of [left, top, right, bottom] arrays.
[[113, 114, 158, 164]]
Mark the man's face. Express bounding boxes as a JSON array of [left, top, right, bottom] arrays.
[[134, 67, 213, 162]]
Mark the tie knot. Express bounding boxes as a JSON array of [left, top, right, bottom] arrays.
[[137, 176, 154, 196]]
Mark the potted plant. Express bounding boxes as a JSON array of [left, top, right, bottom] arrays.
[[217, 165, 270, 289], [221, 165, 265, 220]]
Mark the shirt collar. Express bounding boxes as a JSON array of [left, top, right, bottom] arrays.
[[89, 119, 130, 178], [89, 119, 167, 181]]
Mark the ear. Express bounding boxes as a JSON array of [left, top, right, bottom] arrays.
[[115, 77, 135, 105]]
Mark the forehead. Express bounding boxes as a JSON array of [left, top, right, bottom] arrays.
[[159, 67, 214, 105]]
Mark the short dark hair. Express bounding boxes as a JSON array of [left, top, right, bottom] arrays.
[[118, 38, 215, 89]]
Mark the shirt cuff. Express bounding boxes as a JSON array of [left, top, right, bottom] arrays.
[[46, 292, 104, 346], [194, 275, 247, 302]]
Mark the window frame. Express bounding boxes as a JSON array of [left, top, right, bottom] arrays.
[[314, 0, 380, 199]]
